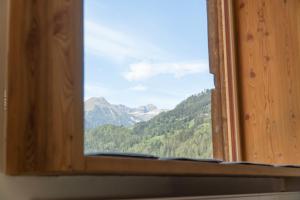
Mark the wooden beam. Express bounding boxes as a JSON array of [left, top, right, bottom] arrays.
[[6, 0, 84, 174], [208, 0, 241, 161], [222, 0, 242, 161], [207, 0, 226, 161], [0, 0, 9, 172]]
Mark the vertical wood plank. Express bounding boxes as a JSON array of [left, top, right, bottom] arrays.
[[222, 0, 242, 161], [235, 0, 300, 164], [6, 0, 84, 174], [207, 0, 227, 160], [208, 0, 241, 161], [0, 0, 9, 172], [45, 0, 84, 172], [7, 0, 49, 173]]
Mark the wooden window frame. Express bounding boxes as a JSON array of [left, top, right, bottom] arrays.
[[81, 0, 243, 172], [2, 0, 300, 177], [207, 0, 241, 162]]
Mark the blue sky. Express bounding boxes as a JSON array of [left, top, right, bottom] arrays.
[[84, 0, 213, 109]]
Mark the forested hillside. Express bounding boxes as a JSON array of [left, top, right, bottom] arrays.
[[85, 90, 212, 159]]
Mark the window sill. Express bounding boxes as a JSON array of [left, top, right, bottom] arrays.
[[82, 156, 300, 177]]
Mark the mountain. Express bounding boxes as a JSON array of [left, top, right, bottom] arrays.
[[129, 104, 165, 122], [84, 97, 166, 129], [85, 90, 212, 159]]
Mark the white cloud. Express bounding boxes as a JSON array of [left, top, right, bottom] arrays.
[[129, 84, 147, 91], [124, 60, 209, 81], [85, 20, 168, 62]]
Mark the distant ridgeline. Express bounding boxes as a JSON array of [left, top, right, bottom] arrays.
[[84, 90, 212, 159]]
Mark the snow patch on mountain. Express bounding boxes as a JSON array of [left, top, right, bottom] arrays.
[[84, 97, 167, 129]]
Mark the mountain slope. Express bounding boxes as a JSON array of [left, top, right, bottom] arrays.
[[84, 97, 165, 129], [132, 90, 211, 137], [85, 90, 212, 159]]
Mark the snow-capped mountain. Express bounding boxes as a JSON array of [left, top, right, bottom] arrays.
[[84, 97, 166, 129]]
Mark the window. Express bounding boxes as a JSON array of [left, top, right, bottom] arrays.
[[4, 0, 255, 175], [84, 0, 214, 159]]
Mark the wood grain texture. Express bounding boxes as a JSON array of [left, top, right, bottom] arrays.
[[45, 0, 84, 172], [235, 0, 300, 164], [208, 0, 241, 161], [4, 0, 239, 175], [222, 0, 242, 161], [84, 156, 300, 177], [207, 0, 227, 160], [6, 0, 300, 176], [0, 0, 9, 172], [6, 0, 84, 174]]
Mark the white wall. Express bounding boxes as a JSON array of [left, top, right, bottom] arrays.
[[0, 174, 172, 200], [142, 193, 300, 200], [0, 173, 288, 200]]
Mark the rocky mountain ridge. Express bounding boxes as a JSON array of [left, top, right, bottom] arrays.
[[84, 97, 166, 129]]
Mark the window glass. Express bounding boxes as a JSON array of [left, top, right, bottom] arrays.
[[84, 0, 214, 159]]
